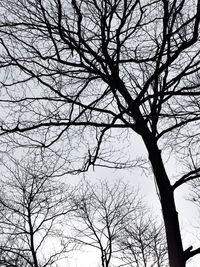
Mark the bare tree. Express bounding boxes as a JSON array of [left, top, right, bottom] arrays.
[[118, 214, 167, 267], [0, 154, 74, 267], [68, 180, 140, 267], [0, 1, 200, 266], [69, 180, 167, 267]]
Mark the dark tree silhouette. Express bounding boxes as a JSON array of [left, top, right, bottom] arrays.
[[0, 154, 74, 267], [69, 180, 142, 267], [118, 215, 167, 267], [0, 1, 200, 266], [69, 180, 167, 267]]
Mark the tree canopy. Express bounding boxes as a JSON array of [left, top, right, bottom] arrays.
[[0, 1, 200, 267]]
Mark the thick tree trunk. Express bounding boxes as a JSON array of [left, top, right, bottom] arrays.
[[141, 131, 185, 267], [116, 78, 186, 267]]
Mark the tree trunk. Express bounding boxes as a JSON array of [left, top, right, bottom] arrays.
[[141, 131, 185, 267], [116, 78, 186, 267]]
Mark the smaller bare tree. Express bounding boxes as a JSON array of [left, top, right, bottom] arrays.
[[69, 179, 167, 267], [0, 153, 75, 267], [69, 180, 140, 267], [117, 213, 167, 267]]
